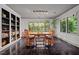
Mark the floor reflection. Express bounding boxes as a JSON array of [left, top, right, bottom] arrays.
[[0, 37, 79, 55]]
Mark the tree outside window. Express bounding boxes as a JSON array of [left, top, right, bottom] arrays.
[[67, 15, 77, 33], [60, 19, 67, 32]]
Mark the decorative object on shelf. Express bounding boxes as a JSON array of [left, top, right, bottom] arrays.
[[2, 14, 6, 18], [2, 39, 7, 46], [2, 33, 9, 38]]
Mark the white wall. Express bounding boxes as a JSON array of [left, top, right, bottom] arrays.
[[56, 5, 79, 47]]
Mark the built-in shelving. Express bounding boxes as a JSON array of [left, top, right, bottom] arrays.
[[10, 43, 16, 55], [2, 9, 10, 47], [1, 8, 20, 47], [11, 14, 16, 41], [16, 41, 20, 54], [16, 17, 20, 39], [0, 5, 21, 53]]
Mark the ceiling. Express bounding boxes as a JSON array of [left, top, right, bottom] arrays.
[[7, 4, 77, 19]]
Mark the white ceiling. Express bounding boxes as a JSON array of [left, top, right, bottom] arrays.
[[7, 4, 77, 19]]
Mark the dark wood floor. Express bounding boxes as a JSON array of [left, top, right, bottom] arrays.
[[18, 38, 79, 55], [1, 37, 79, 55]]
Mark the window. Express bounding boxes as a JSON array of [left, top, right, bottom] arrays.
[[28, 22, 50, 32], [28, 19, 57, 32], [28, 23, 34, 32], [60, 18, 67, 32], [67, 15, 77, 33], [60, 15, 78, 34]]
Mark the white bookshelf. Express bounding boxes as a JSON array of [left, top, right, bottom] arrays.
[[0, 4, 21, 54]]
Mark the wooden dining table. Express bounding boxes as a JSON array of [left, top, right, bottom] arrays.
[[29, 32, 52, 36]]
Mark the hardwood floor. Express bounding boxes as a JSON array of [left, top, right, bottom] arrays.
[[18, 37, 79, 55], [1, 37, 79, 55]]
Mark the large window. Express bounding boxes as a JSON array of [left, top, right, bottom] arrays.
[[67, 15, 77, 33], [28, 19, 57, 32], [60, 15, 78, 34], [28, 22, 50, 32]]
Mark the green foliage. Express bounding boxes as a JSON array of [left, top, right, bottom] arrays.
[[60, 19, 66, 32], [67, 15, 77, 33], [28, 21, 50, 32], [51, 19, 56, 28], [60, 15, 77, 33], [28, 19, 58, 32]]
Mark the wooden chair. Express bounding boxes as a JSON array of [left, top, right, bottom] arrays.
[[29, 35, 36, 48]]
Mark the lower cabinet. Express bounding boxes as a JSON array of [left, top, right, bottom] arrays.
[[10, 43, 17, 55], [16, 41, 21, 54], [10, 40, 21, 55], [0, 40, 22, 55], [0, 47, 10, 55]]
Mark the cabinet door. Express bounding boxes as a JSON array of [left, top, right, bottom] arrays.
[[0, 47, 10, 55], [16, 41, 21, 54], [10, 43, 17, 55]]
